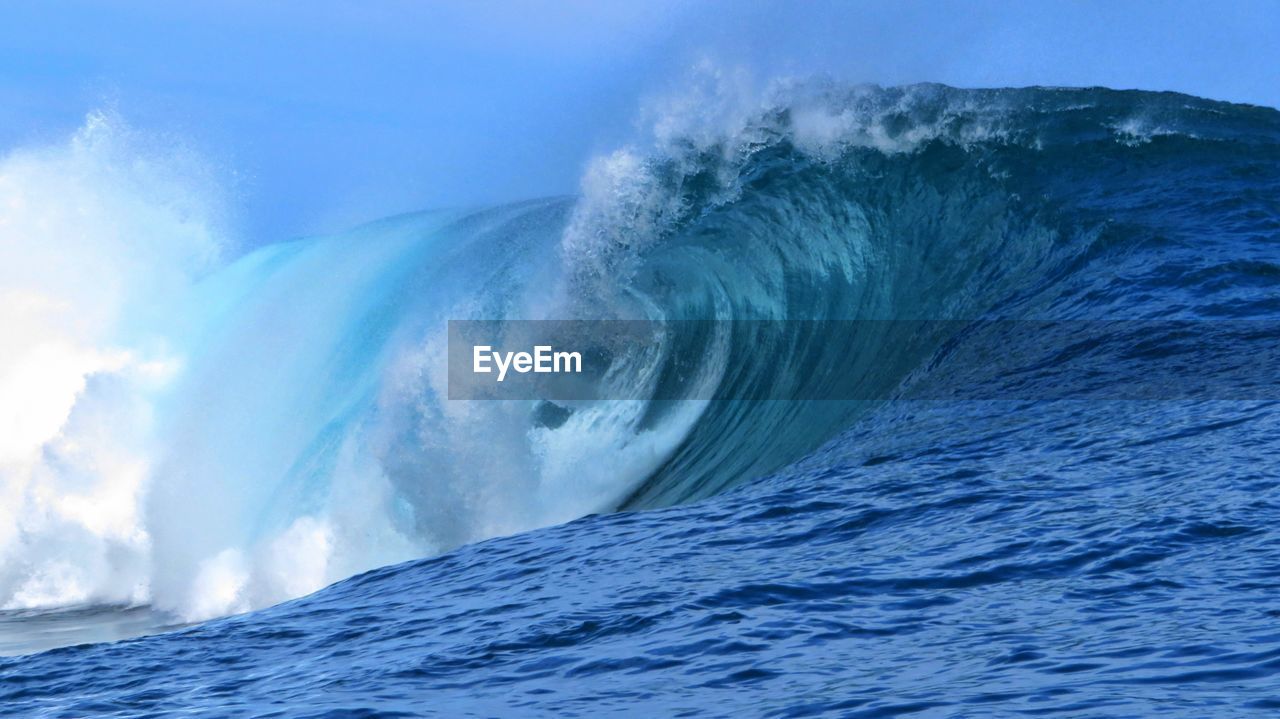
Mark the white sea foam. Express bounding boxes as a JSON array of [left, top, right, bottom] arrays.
[[0, 112, 223, 611]]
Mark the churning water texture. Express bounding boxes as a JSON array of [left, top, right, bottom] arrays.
[[2, 84, 1280, 717]]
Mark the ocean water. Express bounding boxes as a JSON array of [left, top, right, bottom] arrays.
[[2, 84, 1280, 716]]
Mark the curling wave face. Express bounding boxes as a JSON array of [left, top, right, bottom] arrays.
[[1, 83, 1278, 633]]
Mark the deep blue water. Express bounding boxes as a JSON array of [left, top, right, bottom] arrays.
[[6, 400, 1280, 717], [3, 85, 1280, 716]]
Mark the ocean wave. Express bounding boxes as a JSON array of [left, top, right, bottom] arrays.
[[1, 83, 1277, 629]]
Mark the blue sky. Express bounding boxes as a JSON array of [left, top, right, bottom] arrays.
[[2, 0, 1277, 243]]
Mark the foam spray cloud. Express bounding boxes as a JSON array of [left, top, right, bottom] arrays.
[[0, 113, 223, 611]]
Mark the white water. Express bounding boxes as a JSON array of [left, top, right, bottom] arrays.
[[0, 113, 222, 613]]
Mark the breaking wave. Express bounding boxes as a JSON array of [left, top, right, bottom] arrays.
[[2, 81, 1277, 624]]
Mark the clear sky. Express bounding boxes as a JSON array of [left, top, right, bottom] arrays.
[[2, 0, 1277, 243]]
